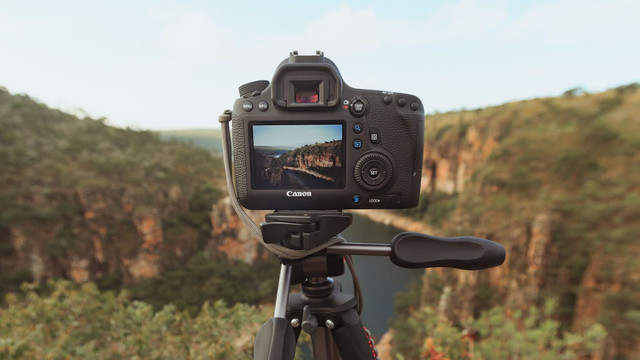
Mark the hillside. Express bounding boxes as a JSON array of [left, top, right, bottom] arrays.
[[0, 87, 277, 312], [392, 84, 640, 359], [157, 128, 223, 153]]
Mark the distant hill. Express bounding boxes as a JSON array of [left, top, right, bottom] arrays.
[[157, 129, 223, 153]]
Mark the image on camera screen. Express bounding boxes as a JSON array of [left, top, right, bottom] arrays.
[[251, 124, 344, 189]]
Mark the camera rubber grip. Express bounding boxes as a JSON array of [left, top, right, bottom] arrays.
[[231, 112, 249, 202]]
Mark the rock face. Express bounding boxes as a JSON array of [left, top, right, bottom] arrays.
[[209, 197, 269, 264], [2, 185, 206, 286], [125, 209, 164, 279], [282, 140, 342, 171], [422, 123, 500, 194], [2, 189, 272, 287], [281, 141, 343, 183]]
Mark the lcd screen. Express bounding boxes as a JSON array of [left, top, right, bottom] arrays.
[[250, 123, 345, 189]]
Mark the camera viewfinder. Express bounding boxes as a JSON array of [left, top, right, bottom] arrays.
[[294, 83, 320, 103]]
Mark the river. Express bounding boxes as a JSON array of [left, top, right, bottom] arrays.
[[334, 214, 424, 339]]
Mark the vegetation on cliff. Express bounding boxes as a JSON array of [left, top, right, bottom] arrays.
[[391, 84, 640, 358]]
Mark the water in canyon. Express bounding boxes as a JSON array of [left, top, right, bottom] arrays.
[[334, 213, 424, 339]]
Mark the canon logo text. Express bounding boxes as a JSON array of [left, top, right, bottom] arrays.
[[286, 191, 312, 197]]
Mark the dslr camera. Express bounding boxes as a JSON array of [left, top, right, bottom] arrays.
[[231, 51, 424, 210]]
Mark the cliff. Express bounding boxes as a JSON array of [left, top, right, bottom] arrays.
[[210, 196, 270, 263], [395, 84, 640, 359], [281, 140, 342, 181]]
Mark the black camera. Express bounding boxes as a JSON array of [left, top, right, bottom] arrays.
[[231, 51, 424, 210]]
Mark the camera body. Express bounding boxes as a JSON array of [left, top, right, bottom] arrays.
[[231, 51, 424, 210]]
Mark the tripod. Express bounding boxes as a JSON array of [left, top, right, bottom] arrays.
[[253, 210, 505, 360]]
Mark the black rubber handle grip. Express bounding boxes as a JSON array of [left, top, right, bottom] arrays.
[[331, 309, 377, 360], [390, 232, 505, 270]]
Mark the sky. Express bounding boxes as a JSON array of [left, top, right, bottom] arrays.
[[0, 0, 638, 130], [253, 124, 343, 148]]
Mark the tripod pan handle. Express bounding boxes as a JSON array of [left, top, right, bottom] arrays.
[[390, 232, 505, 270]]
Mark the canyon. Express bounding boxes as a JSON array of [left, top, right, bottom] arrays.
[[2, 84, 639, 358]]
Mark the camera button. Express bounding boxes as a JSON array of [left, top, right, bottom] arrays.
[[353, 139, 363, 149], [258, 101, 269, 111], [369, 131, 380, 144], [410, 102, 420, 111], [397, 97, 407, 107], [242, 101, 253, 112], [368, 167, 380, 178], [349, 98, 367, 117], [352, 195, 362, 204], [353, 100, 365, 113], [353, 123, 363, 133], [383, 95, 392, 105]]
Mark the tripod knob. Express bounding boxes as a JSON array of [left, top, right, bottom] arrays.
[[301, 305, 318, 334]]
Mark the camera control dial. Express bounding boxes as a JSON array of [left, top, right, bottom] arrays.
[[354, 152, 393, 191]]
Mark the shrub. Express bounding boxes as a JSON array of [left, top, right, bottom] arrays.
[[393, 300, 607, 360], [0, 280, 270, 359]]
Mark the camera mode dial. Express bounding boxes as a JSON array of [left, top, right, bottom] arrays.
[[239, 80, 269, 97], [354, 152, 393, 191]]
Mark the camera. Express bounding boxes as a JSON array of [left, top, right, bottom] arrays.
[[231, 51, 424, 210]]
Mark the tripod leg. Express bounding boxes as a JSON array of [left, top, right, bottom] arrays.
[[253, 265, 297, 360], [310, 327, 341, 360], [254, 318, 296, 360], [332, 308, 378, 360], [274, 264, 292, 318]]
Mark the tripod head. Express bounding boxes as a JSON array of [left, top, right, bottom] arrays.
[[261, 211, 352, 250], [261, 209, 505, 271], [254, 210, 506, 360]]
